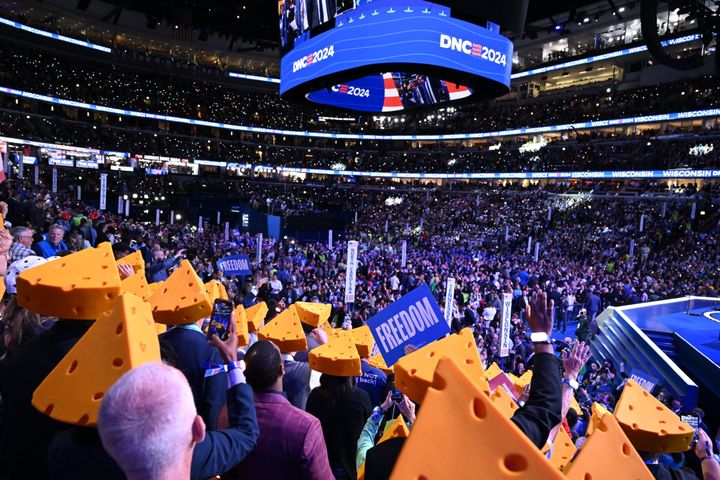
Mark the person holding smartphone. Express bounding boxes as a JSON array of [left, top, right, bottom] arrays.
[[160, 296, 227, 431]]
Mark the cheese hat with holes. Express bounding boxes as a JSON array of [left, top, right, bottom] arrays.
[[16, 242, 123, 319]]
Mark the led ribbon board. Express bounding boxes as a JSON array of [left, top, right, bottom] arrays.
[[279, 0, 513, 112]]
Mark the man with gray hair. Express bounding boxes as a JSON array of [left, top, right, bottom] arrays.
[[9, 227, 34, 263], [98, 318, 259, 480]]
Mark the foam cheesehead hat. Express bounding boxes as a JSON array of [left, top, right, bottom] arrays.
[[149, 259, 212, 325], [294, 301, 331, 327], [116, 250, 145, 274], [258, 304, 307, 352], [309, 329, 362, 377], [32, 292, 161, 426], [351, 325, 374, 359], [16, 242, 122, 319]]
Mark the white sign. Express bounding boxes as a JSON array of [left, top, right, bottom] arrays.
[[17, 154, 23, 179], [629, 239, 635, 257], [124, 199, 130, 217], [34, 165, 39, 186], [99, 173, 107, 210], [117, 196, 123, 215], [401, 240, 407, 267], [527, 236, 532, 254], [51, 167, 57, 193], [661, 202, 667, 217], [170, 210, 175, 225], [505, 225, 509, 242], [328, 229, 333, 249], [385, 219, 389, 233], [691, 202, 697, 220], [534, 242, 540, 262], [419, 218, 424, 231], [76, 185, 81, 200], [444, 277, 456, 326], [198, 216, 203, 233], [639, 214, 645, 233], [256, 233, 263, 261], [217, 211, 221, 224], [499, 293, 513, 357], [547, 206, 552, 222], [345, 240, 358, 303], [155, 209, 160, 226], [224, 222, 230, 242]]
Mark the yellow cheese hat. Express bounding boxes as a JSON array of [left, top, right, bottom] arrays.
[[16, 242, 122, 320], [205, 280, 221, 303], [309, 329, 362, 377], [32, 292, 161, 426], [258, 305, 307, 353], [394, 328, 488, 404], [121, 270, 151, 302], [351, 325, 374, 358], [116, 250, 145, 274], [378, 415, 410, 445], [246, 301, 269, 332], [294, 301, 331, 327], [234, 304, 250, 347], [149, 260, 212, 325], [368, 353, 393, 375], [613, 379, 694, 453], [217, 282, 229, 301]]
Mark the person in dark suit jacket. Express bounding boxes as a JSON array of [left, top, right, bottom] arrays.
[[310, 0, 336, 28], [306, 374, 372, 480], [236, 340, 333, 479], [160, 323, 227, 431], [0, 319, 92, 479], [48, 315, 259, 480]]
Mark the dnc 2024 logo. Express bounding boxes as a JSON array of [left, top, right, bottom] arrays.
[[331, 84, 371, 98], [292, 45, 335, 73], [439, 34, 507, 67]]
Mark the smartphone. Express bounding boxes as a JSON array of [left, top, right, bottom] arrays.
[[391, 388, 403, 402], [680, 414, 700, 446], [207, 299, 233, 341]]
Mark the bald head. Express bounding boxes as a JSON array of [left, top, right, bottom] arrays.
[[98, 363, 202, 479]]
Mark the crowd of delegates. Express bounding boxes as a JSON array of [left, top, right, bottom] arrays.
[[0, 175, 718, 478], [2, 108, 719, 174], [1, 40, 719, 135], [0, 177, 720, 479]]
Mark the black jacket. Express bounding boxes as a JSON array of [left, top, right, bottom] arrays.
[[0, 320, 93, 480]]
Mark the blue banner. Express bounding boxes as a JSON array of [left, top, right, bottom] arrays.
[[216, 254, 252, 276], [366, 283, 450, 366], [630, 368, 659, 393], [306, 76, 386, 112]]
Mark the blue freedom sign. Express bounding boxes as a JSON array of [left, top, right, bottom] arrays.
[[366, 283, 450, 366], [216, 255, 252, 276]]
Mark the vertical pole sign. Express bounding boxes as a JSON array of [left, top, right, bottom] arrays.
[[527, 236, 532, 254], [639, 214, 645, 233], [661, 202, 667, 218], [384, 219, 389, 234], [547, 206, 552, 222], [170, 210, 175, 225], [34, 165, 39, 186], [52, 167, 58, 193], [155, 209, 160, 226], [328, 229, 333, 249], [256, 233, 263, 262], [401, 240, 407, 267], [534, 242, 540, 262], [124, 199, 130, 217], [224, 222, 230, 242], [419, 218, 424, 232], [444, 277, 456, 327], [17, 153, 24, 179], [691, 202, 697, 220], [505, 225, 509, 242], [630, 239, 635, 257], [198, 216, 203, 233], [77, 185, 81, 201], [99, 173, 107, 210], [344, 240, 358, 304], [499, 293, 513, 357], [217, 211, 221, 224], [117, 197, 123, 215]]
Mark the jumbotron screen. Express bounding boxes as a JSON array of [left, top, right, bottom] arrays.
[[278, 0, 513, 112]]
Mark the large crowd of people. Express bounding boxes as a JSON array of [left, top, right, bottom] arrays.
[[0, 174, 717, 478]]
